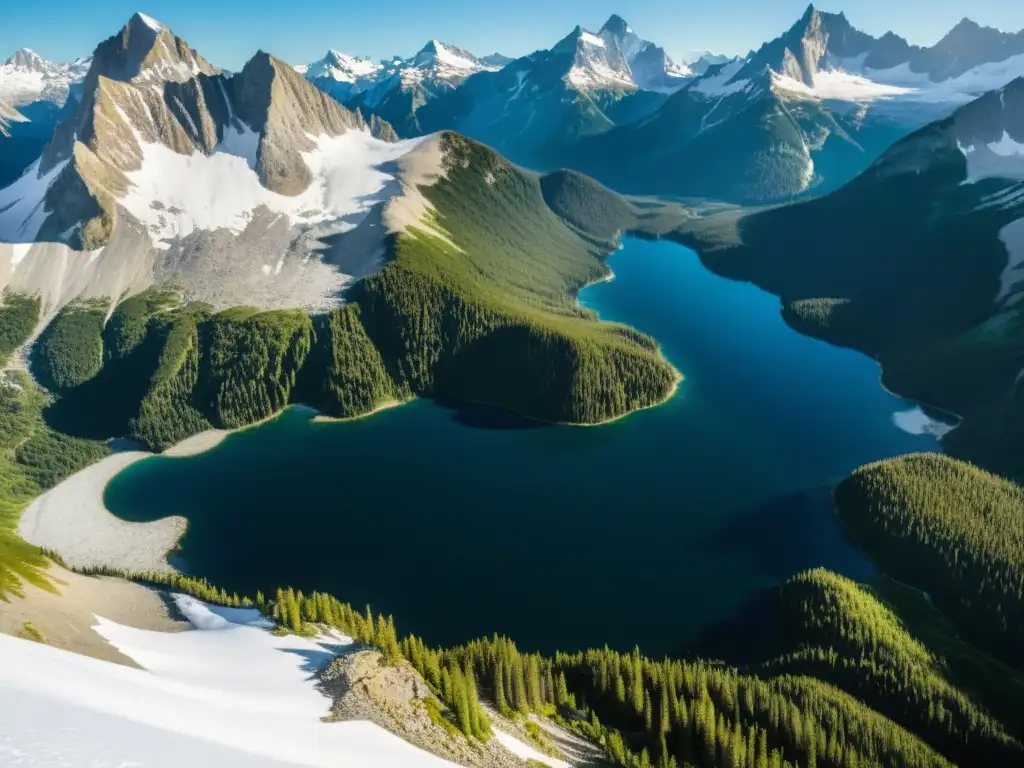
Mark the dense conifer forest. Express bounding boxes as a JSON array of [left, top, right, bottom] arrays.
[[834, 454, 1024, 672]]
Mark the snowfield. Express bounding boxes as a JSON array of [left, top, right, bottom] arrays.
[[957, 123, 1024, 305], [691, 60, 749, 97], [0, 158, 69, 245], [121, 128, 424, 250], [0, 594, 461, 767], [773, 52, 1024, 105], [772, 70, 916, 101]]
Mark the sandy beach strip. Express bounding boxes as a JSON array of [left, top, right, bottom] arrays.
[[13, 416, 291, 575], [17, 451, 187, 574]]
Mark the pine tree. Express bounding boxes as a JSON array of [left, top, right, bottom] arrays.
[[495, 659, 508, 714], [286, 588, 301, 633]]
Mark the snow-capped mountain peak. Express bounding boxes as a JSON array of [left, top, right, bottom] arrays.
[[596, 15, 693, 93], [413, 40, 484, 72], [86, 12, 219, 84], [304, 50, 382, 83], [5, 48, 47, 72], [556, 26, 635, 92], [1, 47, 92, 109]]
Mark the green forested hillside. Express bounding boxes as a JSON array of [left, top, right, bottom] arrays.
[[355, 135, 679, 424], [32, 299, 108, 393], [0, 375, 108, 598], [834, 454, 1024, 672], [0, 293, 40, 365], [767, 569, 1022, 766], [539, 169, 689, 242], [31, 135, 679, 449]]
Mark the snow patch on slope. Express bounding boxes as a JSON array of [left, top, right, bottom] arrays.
[[137, 12, 164, 32], [0, 595, 460, 767], [121, 129, 423, 249], [997, 217, 1024, 304], [429, 42, 481, 71], [777, 52, 1024, 106], [691, 60, 749, 97], [773, 70, 917, 101], [0, 158, 68, 243], [305, 51, 383, 84], [493, 728, 571, 768], [579, 32, 606, 49], [959, 130, 1024, 305]]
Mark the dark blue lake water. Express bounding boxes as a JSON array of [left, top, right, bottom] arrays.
[[105, 238, 938, 655]]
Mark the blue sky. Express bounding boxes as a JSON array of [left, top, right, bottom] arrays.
[[4, 0, 1024, 71]]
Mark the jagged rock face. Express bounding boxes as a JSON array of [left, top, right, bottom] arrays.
[[86, 12, 218, 85], [736, 6, 875, 86], [557, 25, 635, 91], [915, 20, 1024, 81], [737, 4, 1024, 88], [231, 52, 367, 195], [598, 14, 691, 93], [0, 13, 411, 314], [36, 18, 395, 248], [300, 51, 383, 102]]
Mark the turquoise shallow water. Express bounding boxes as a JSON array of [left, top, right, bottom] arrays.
[[105, 238, 939, 655]]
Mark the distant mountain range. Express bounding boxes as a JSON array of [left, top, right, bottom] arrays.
[[0, 49, 92, 184], [3, 5, 1024, 203], [286, 5, 1024, 204], [564, 5, 1024, 202]]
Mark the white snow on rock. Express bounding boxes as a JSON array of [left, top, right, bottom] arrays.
[[492, 728, 571, 768], [691, 60, 749, 97], [303, 51, 383, 84], [989, 131, 1024, 158], [120, 129, 423, 250], [137, 12, 164, 32], [568, 61, 634, 90], [429, 42, 481, 71], [0, 594, 461, 767], [0, 158, 68, 244], [579, 32, 606, 49], [773, 70, 917, 101], [0, 49, 91, 109], [776, 52, 1024, 106], [997, 217, 1024, 304], [955, 127, 1024, 305]]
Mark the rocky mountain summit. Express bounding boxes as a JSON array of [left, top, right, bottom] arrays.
[[0, 13, 407, 312]]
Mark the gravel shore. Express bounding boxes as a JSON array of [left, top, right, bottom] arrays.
[[18, 451, 186, 573], [16, 427, 233, 574]]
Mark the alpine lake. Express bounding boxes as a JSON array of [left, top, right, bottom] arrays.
[[104, 238, 943, 656]]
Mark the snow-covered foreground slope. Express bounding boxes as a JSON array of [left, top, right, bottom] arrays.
[[0, 595, 461, 767]]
